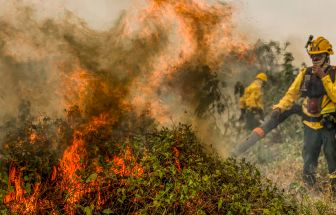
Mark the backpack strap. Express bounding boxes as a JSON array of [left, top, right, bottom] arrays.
[[299, 67, 312, 96], [328, 66, 336, 82]]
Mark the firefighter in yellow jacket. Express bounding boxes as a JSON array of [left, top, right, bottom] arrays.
[[273, 36, 336, 188], [240, 72, 268, 130]]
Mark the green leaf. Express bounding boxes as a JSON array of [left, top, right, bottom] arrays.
[[202, 175, 209, 182], [218, 198, 223, 210], [0, 209, 8, 215], [81, 204, 94, 215], [103, 208, 113, 214], [86, 173, 98, 183], [25, 183, 31, 194], [83, 207, 92, 215]]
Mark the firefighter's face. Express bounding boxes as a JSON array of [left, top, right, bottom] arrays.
[[310, 53, 328, 66]]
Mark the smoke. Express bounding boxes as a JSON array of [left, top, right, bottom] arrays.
[[0, 1, 260, 212], [0, 0, 254, 149]]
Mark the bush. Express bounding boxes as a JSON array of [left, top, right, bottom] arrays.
[[0, 123, 298, 214]]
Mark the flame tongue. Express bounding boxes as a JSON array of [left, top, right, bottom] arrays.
[[4, 166, 23, 204], [111, 146, 144, 177], [59, 131, 86, 214], [60, 131, 86, 181], [3, 165, 42, 213]]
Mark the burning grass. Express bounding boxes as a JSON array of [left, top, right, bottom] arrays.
[[0, 106, 298, 214], [0, 1, 310, 214]]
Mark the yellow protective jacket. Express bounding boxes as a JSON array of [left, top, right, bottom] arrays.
[[273, 66, 336, 129], [240, 79, 264, 110]]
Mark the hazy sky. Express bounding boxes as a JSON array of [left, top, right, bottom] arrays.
[[0, 0, 132, 29], [63, 0, 336, 65], [1, 0, 336, 65], [229, 0, 336, 65]]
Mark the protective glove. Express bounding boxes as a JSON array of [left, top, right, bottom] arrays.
[[271, 108, 281, 121]]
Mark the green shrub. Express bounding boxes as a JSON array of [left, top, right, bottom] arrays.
[[0, 123, 298, 214]]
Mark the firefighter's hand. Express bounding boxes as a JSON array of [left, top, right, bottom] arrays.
[[271, 108, 281, 120], [272, 107, 281, 113], [313, 65, 327, 78]]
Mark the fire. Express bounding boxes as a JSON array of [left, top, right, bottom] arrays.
[[56, 114, 143, 213], [51, 166, 57, 181], [61, 65, 93, 111], [3, 166, 42, 214], [2, 85, 145, 214], [2, 0, 251, 213], [87, 113, 109, 131], [4, 166, 24, 204], [29, 130, 38, 144], [60, 132, 86, 180], [111, 146, 144, 177], [60, 132, 86, 214], [126, 0, 250, 124], [172, 146, 182, 172]]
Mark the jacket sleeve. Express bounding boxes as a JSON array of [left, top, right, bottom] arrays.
[[321, 74, 336, 103], [273, 68, 305, 111]]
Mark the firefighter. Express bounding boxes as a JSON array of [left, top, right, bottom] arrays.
[[239, 72, 268, 130], [273, 36, 336, 188]]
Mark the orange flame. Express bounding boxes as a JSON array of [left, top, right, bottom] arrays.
[[3, 0, 249, 213], [111, 146, 144, 177], [29, 131, 38, 144], [126, 0, 250, 125], [59, 131, 86, 214], [61, 65, 93, 111], [3, 166, 42, 214]]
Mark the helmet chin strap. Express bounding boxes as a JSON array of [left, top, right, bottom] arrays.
[[321, 55, 330, 68]]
